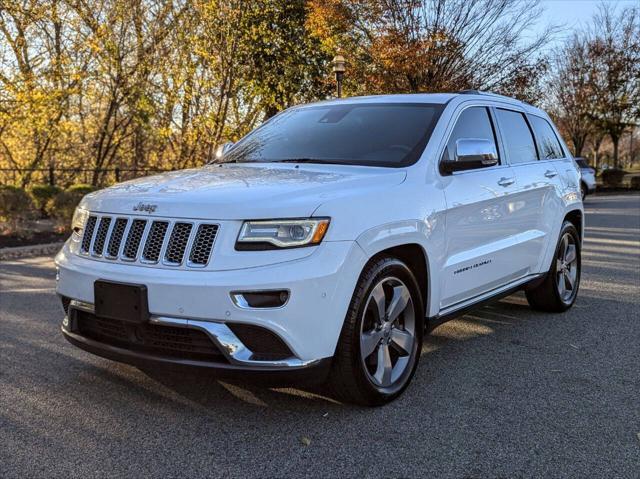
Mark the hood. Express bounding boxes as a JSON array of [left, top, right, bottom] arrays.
[[80, 163, 407, 219]]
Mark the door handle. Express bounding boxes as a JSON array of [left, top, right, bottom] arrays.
[[544, 170, 558, 178], [497, 177, 515, 187]]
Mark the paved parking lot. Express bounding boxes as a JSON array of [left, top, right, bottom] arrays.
[[1, 194, 639, 478]]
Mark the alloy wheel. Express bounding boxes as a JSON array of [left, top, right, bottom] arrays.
[[359, 277, 416, 389], [556, 232, 578, 302]]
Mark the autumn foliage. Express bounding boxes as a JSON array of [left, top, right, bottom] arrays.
[[0, 0, 637, 188]]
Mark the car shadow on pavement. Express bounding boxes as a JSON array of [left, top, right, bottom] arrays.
[[129, 292, 572, 411]]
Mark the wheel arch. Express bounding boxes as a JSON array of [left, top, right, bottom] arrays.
[[564, 208, 584, 242], [357, 242, 431, 318]]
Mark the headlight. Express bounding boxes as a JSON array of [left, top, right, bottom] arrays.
[[71, 207, 89, 238], [236, 218, 330, 250]]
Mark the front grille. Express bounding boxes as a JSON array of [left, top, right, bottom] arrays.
[[92, 217, 111, 255], [165, 223, 192, 264], [81, 216, 97, 253], [189, 224, 218, 265], [107, 218, 128, 257], [75, 311, 227, 362], [122, 219, 147, 259], [142, 221, 168, 262], [78, 213, 218, 268]]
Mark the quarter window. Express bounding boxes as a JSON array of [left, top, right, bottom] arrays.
[[495, 109, 538, 164], [529, 115, 565, 159], [443, 107, 499, 163]]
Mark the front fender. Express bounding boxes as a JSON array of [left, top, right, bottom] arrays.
[[354, 214, 446, 318]]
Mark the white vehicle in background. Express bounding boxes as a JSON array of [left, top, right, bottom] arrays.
[[574, 157, 597, 200], [56, 91, 583, 405]]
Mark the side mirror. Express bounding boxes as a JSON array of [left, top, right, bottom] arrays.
[[215, 142, 235, 160], [441, 138, 499, 174]]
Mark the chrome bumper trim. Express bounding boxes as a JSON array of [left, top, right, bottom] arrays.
[[67, 300, 318, 370]]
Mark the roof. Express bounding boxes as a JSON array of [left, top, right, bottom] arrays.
[[332, 93, 457, 104], [289, 92, 551, 122], [306, 91, 539, 112]]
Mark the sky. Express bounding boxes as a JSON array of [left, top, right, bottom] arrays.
[[531, 0, 638, 51]]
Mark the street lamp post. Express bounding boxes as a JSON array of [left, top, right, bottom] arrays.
[[331, 55, 345, 98]]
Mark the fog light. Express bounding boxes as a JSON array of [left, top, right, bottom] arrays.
[[231, 290, 289, 309]]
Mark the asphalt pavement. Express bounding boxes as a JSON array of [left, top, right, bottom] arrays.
[[1, 194, 639, 478]]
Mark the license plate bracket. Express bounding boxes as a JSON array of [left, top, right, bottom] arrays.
[[94, 280, 149, 323]]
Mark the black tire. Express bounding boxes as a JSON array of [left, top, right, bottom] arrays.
[[526, 221, 581, 312], [327, 256, 424, 406], [580, 183, 587, 201]]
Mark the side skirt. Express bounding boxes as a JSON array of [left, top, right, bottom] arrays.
[[426, 273, 544, 332]]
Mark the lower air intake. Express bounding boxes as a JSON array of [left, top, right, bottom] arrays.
[[75, 311, 227, 363], [227, 323, 293, 361]]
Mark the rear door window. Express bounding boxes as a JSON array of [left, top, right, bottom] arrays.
[[495, 109, 538, 164], [529, 116, 565, 159]]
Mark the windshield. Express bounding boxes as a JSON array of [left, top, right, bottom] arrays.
[[222, 103, 444, 167]]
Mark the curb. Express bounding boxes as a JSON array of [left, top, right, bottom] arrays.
[[0, 242, 64, 261]]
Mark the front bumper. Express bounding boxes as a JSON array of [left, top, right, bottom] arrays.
[[61, 307, 332, 382], [55, 239, 367, 364], [581, 174, 597, 192]]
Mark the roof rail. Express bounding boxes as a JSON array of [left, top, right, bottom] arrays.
[[457, 89, 527, 104]]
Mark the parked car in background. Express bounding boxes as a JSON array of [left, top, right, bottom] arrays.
[[56, 91, 583, 406], [574, 157, 596, 200]]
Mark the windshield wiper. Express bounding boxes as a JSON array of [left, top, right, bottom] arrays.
[[273, 158, 347, 165]]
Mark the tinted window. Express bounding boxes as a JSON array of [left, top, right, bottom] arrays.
[[530, 116, 565, 159], [443, 107, 498, 163], [495, 109, 538, 164], [222, 103, 443, 167], [574, 158, 589, 168]]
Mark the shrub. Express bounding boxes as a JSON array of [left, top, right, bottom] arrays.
[[630, 176, 640, 190], [600, 168, 627, 187], [0, 185, 34, 233], [47, 184, 97, 230], [29, 184, 62, 217], [66, 184, 97, 196]]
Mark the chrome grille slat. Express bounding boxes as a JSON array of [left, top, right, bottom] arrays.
[[164, 222, 193, 265], [81, 216, 98, 253], [141, 221, 169, 263], [122, 219, 147, 260], [92, 217, 112, 256], [77, 213, 218, 268], [106, 218, 128, 258], [189, 224, 218, 266]]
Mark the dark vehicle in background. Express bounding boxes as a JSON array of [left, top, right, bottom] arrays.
[[575, 157, 596, 200]]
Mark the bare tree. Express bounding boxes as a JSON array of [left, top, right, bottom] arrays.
[[588, 5, 640, 169], [308, 0, 557, 102], [547, 36, 598, 158]]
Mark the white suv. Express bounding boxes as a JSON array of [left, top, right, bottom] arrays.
[[55, 91, 583, 405]]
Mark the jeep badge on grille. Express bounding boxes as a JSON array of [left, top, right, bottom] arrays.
[[133, 202, 157, 213]]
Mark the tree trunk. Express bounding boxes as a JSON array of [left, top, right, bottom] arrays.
[[612, 135, 620, 169], [264, 105, 279, 119]]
